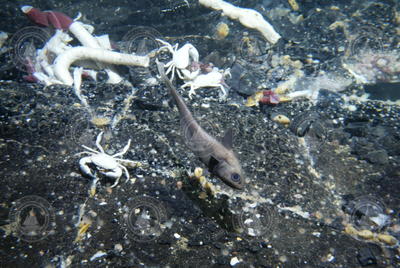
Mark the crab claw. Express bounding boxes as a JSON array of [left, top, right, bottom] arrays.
[[186, 44, 199, 63], [79, 157, 96, 179], [21, 6, 73, 30]]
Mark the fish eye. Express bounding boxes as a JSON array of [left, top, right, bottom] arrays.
[[231, 173, 241, 182]]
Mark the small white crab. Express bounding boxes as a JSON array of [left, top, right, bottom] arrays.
[[77, 132, 136, 188], [181, 68, 231, 99], [156, 39, 200, 81]]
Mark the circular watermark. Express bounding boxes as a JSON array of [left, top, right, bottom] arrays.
[[290, 111, 328, 153], [8, 195, 56, 242], [122, 26, 162, 78], [180, 115, 219, 158], [232, 204, 276, 238], [64, 111, 94, 146], [346, 25, 384, 58], [0, 89, 30, 137], [211, 228, 227, 242], [25, 111, 52, 136], [122, 196, 168, 242], [348, 195, 389, 233], [122, 26, 162, 56], [237, 31, 274, 64], [9, 26, 52, 72], [342, 195, 400, 249]]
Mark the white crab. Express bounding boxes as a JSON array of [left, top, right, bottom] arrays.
[[181, 67, 231, 99], [156, 39, 200, 81], [77, 132, 136, 188]]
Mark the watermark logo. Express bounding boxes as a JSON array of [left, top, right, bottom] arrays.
[[8, 26, 52, 72], [290, 111, 328, 153], [347, 195, 389, 233], [122, 196, 168, 242], [346, 25, 384, 58], [64, 111, 94, 146], [180, 115, 219, 158], [122, 26, 162, 78], [237, 31, 274, 64], [341, 195, 400, 249], [122, 26, 162, 56], [8, 195, 56, 242], [232, 204, 276, 238]]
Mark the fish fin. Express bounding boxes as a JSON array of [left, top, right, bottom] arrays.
[[208, 155, 220, 172], [221, 128, 233, 149]]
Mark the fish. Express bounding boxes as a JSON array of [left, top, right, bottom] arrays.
[[156, 60, 244, 189]]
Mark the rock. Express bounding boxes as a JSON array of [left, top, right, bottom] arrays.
[[365, 150, 389, 165], [228, 63, 261, 96], [357, 247, 377, 266], [230, 256, 241, 266], [344, 122, 369, 137]]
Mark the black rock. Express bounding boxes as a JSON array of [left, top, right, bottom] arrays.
[[215, 255, 230, 265], [357, 247, 377, 266], [247, 242, 262, 253], [344, 122, 370, 137], [365, 150, 389, 165], [364, 82, 400, 101]]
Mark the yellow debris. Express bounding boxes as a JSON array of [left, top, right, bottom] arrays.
[[344, 224, 358, 235], [245, 91, 264, 107], [91, 117, 110, 127], [89, 185, 96, 197], [124, 161, 142, 168], [215, 22, 229, 40], [288, 0, 299, 11], [272, 114, 291, 125], [74, 222, 91, 243], [194, 167, 203, 178], [198, 176, 207, 185], [377, 234, 397, 246], [204, 181, 216, 194], [198, 191, 208, 199], [278, 96, 292, 102], [357, 229, 374, 240], [190, 167, 218, 196], [344, 224, 399, 246]]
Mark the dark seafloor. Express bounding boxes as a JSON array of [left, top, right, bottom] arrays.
[[0, 0, 400, 267]]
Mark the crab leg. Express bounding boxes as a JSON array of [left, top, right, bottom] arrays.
[[79, 157, 96, 178], [81, 145, 99, 154], [112, 139, 131, 157], [101, 169, 122, 178], [109, 178, 120, 188], [95, 132, 105, 153], [168, 66, 176, 81], [156, 39, 174, 53], [120, 165, 130, 183]]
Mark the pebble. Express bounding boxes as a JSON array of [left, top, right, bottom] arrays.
[[174, 233, 181, 239], [365, 150, 388, 165], [114, 244, 123, 252], [90, 251, 106, 261], [230, 257, 240, 266]]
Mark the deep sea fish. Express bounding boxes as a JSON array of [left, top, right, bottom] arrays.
[[156, 61, 244, 189]]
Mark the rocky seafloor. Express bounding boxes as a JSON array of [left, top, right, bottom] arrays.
[[0, 0, 399, 267]]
